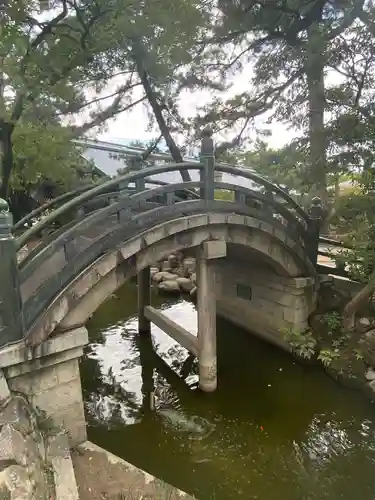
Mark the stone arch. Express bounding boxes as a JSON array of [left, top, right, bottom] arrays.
[[25, 213, 315, 346]]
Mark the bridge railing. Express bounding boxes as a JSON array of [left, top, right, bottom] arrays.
[[0, 131, 321, 348]]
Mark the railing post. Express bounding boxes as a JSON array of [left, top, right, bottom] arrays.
[[308, 196, 324, 267], [0, 198, 24, 346], [200, 128, 215, 201]]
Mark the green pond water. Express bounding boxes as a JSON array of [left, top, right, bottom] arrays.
[[81, 282, 375, 500]]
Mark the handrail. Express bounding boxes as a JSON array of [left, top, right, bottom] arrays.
[[215, 164, 309, 223], [318, 235, 353, 249], [13, 183, 98, 232], [15, 162, 202, 250], [13, 178, 174, 234], [213, 181, 308, 236], [15, 161, 310, 252]]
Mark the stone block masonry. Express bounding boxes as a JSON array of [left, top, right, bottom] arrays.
[[0, 327, 88, 446], [0, 392, 80, 499], [214, 261, 318, 350]]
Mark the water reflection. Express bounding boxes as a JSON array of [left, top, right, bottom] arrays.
[[81, 282, 375, 500]]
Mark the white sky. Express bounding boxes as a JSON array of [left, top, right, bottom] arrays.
[[98, 95, 292, 149], [96, 68, 295, 150]]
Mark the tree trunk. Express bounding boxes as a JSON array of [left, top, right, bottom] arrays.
[[306, 22, 328, 209], [342, 271, 375, 330], [0, 121, 14, 200], [132, 42, 191, 182]]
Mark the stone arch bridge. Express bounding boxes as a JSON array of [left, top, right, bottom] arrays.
[[0, 135, 334, 442]]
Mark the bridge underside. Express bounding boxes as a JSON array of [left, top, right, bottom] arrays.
[[22, 213, 317, 350]]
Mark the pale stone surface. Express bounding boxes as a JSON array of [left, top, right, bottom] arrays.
[[47, 433, 79, 500], [183, 257, 196, 273], [0, 327, 88, 369], [176, 277, 194, 293], [160, 272, 179, 281], [73, 441, 194, 500], [202, 240, 227, 260], [197, 254, 217, 392], [4, 329, 88, 447], [365, 369, 375, 381], [359, 317, 371, 327], [0, 396, 53, 500], [0, 370, 10, 405], [158, 280, 180, 293], [0, 393, 81, 500], [161, 261, 173, 272], [152, 271, 179, 283], [214, 261, 317, 350], [150, 266, 159, 276], [28, 214, 312, 344], [167, 254, 179, 268], [0, 464, 33, 500]]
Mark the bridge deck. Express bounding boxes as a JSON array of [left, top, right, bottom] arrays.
[[0, 139, 329, 350]]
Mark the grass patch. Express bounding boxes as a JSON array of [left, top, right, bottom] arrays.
[[214, 189, 234, 201]]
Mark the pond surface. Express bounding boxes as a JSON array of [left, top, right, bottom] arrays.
[[81, 282, 375, 500]]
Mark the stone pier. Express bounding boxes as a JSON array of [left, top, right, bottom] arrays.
[[197, 240, 226, 392], [214, 261, 317, 350], [0, 327, 88, 446]]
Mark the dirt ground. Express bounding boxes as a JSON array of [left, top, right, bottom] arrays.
[[71, 443, 193, 500]]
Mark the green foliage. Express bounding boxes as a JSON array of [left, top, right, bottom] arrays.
[[0, 0, 210, 196], [322, 311, 342, 335], [10, 121, 85, 191], [317, 348, 340, 367], [214, 189, 234, 201], [332, 170, 375, 283], [236, 142, 308, 195], [281, 327, 317, 360], [353, 348, 364, 361]]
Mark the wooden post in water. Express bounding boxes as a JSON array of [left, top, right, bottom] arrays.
[[197, 247, 217, 392], [138, 266, 151, 334]]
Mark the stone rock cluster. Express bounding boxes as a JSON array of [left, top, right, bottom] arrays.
[[359, 328, 375, 394], [152, 252, 197, 298], [0, 390, 79, 500], [0, 395, 54, 499]]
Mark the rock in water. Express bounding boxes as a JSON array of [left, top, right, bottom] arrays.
[[183, 257, 196, 273], [168, 254, 179, 269], [152, 271, 179, 283], [157, 409, 215, 440], [176, 277, 194, 293], [158, 280, 180, 293]]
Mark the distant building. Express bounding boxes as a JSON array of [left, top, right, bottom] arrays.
[[76, 138, 202, 184]]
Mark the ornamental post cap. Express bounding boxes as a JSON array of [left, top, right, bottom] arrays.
[[311, 196, 322, 206], [0, 198, 9, 213], [202, 127, 213, 138]]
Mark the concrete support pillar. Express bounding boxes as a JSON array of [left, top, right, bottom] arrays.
[[0, 327, 88, 446], [138, 266, 151, 334], [197, 250, 217, 392]]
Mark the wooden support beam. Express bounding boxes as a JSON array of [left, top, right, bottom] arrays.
[[144, 306, 198, 357]]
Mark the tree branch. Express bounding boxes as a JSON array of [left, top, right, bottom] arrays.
[[57, 81, 142, 116], [131, 40, 191, 181], [328, 0, 365, 39], [12, 0, 69, 124], [72, 95, 147, 136]]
